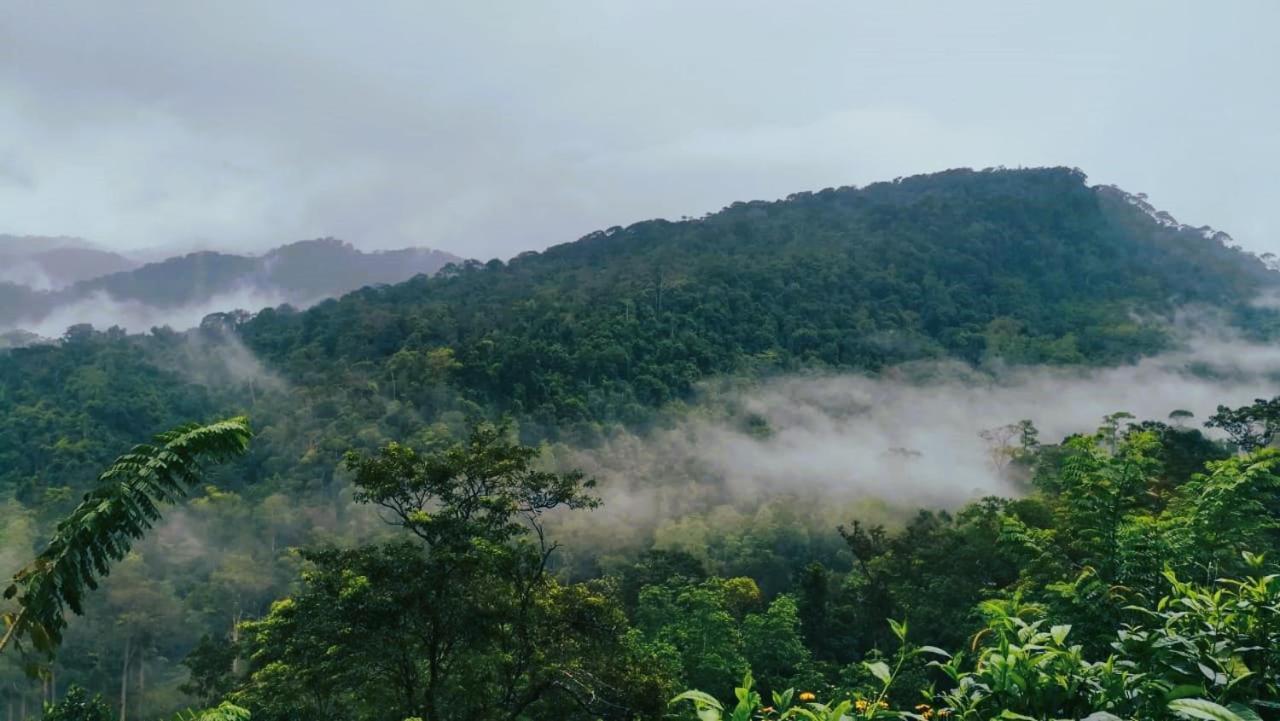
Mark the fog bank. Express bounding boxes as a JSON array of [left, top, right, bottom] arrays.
[[554, 333, 1280, 549], [5, 286, 301, 338]]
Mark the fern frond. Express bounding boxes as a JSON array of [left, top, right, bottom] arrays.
[[1, 417, 251, 657]]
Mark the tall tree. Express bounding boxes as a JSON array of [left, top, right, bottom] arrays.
[[240, 421, 664, 721]]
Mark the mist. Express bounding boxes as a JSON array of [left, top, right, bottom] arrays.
[[3, 286, 299, 338], [547, 330, 1280, 558]]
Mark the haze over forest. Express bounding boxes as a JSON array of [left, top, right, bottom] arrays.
[[3, 4, 1280, 721]]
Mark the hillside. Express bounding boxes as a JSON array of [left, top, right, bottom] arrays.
[[0, 238, 461, 334], [3, 167, 1280, 719], [2, 166, 1276, 496], [238, 167, 1275, 426]]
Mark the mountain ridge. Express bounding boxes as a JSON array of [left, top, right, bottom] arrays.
[[226, 166, 1275, 429], [0, 237, 462, 335]]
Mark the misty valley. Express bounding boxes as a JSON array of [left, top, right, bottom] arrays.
[[4, 168, 1280, 721]]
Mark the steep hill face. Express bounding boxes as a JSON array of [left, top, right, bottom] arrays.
[[238, 167, 1276, 425], [0, 238, 461, 333]]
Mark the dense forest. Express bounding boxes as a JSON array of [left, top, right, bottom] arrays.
[[3, 167, 1280, 720]]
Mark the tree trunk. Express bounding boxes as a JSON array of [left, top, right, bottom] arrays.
[[137, 651, 145, 719], [231, 609, 244, 675], [119, 636, 131, 721]]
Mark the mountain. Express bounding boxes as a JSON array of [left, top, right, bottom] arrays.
[[4, 166, 1277, 487], [0, 235, 139, 289], [0, 238, 462, 335], [3, 166, 1280, 717], [235, 167, 1276, 426]]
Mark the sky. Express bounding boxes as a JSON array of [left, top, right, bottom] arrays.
[[1, 1, 1276, 260]]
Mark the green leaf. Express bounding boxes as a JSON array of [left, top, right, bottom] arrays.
[[1166, 685, 1207, 701], [889, 618, 908, 641], [864, 660, 892, 684], [1226, 704, 1262, 721], [1, 418, 251, 661], [1050, 624, 1071, 645], [1198, 663, 1227, 686], [1168, 698, 1248, 721], [671, 691, 724, 711]]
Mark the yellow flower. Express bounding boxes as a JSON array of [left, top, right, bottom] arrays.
[[855, 699, 870, 712], [878, 700, 889, 709], [798, 692, 816, 703]]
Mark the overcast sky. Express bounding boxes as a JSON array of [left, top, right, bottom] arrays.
[[1, 2, 1276, 260]]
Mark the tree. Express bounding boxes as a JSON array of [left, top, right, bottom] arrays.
[[1207, 396, 1280, 452], [1, 418, 251, 661], [40, 685, 111, 721], [239, 421, 659, 721], [180, 635, 238, 707]]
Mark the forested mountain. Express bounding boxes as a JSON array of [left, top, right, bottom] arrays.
[[0, 238, 460, 334], [3, 167, 1280, 720], [238, 167, 1275, 428]]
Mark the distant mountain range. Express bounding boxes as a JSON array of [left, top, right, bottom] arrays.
[[0, 235, 139, 289], [0, 237, 461, 337]]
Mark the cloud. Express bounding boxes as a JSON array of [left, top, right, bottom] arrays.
[[547, 331, 1280, 555], [0, 3, 1277, 258], [6, 287, 296, 337]]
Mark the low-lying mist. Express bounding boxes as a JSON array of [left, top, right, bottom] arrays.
[[547, 329, 1280, 564], [3, 286, 301, 338]]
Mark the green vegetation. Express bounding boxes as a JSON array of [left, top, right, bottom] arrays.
[[3, 167, 1280, 719]]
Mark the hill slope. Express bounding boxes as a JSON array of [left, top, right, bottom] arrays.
[[1, 166, 1276, 499], [238, 167, 1275, 425]]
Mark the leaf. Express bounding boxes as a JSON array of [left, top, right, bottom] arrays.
[[889, 618, 908, 641], [1050, 624, 1071, 645], [1165, 685, 1208, 701], [917, 645, 952, 658], [1, 417, 252, 660], [1226, 704, 1262, 721], [1082, 713, 1125, 721], [1198, 663, 1227, 686], [670, 691, 724, 711], [1168, 698, 1248, 721], [773, 689, 794, 709], [864, 660, 892, 684]]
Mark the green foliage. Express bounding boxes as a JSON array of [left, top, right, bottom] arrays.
[[237, 422, 661, 721], [172, 701, 252, 721], [677, 564, 1280, 720], [1, 417, 251, 659], [3, 168, 1280, 716], [40, 686, 111, 721], [180, 634, 239, 705], [1206, 397, 1280, 452]]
